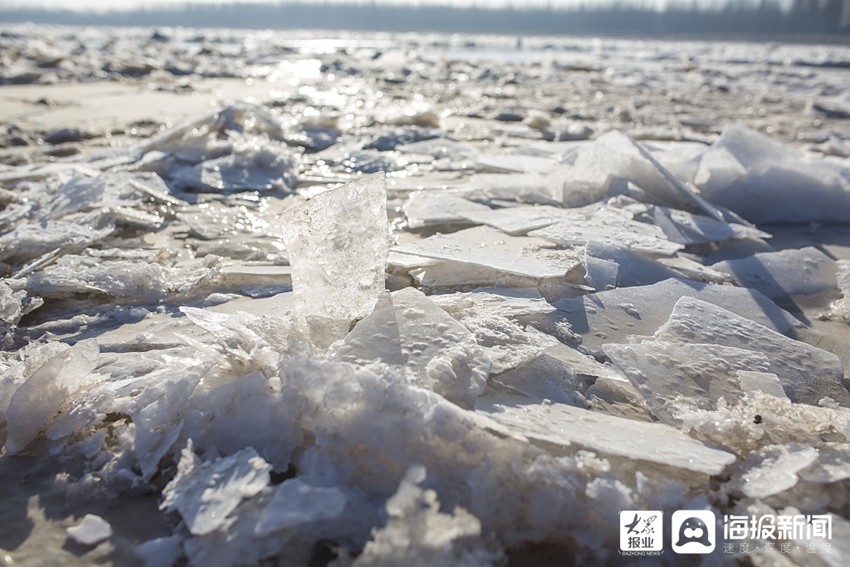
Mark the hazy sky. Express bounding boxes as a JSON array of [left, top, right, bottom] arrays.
[[3, 0, 745, 11]]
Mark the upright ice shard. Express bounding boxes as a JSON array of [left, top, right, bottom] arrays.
[[281, 173, 389, 342]]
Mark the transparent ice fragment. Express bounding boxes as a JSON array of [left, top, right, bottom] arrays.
[[393, 225, 581, 281], [25, 255, 170, 300], [656, 297, 848, 406], [280, 173, 389, 332], [603, 341, 771, 426], [476, 152, 559, 174], [4, 340, 99, 454], [486, 344, 597, 408], [333, 288, 490, 407], [554, 278, 801, 357], [66, 514, 113, 547], [254, 479, 347, 536], [476, 395, 735, 475], [729, 443, 818, 499], [160, 442, 271, 536], [430, 288, 557, 319], [713, 246, 837, 302], [140, 102, 285, 157], [353, 465, 502, 567]]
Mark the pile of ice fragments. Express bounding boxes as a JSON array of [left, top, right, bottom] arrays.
[[3, 92, 850, 565]]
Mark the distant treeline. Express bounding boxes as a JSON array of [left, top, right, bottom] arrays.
[[1, 0, 849, 38]]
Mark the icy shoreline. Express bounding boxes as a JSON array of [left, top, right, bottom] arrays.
[[2, 24, 850, 567]]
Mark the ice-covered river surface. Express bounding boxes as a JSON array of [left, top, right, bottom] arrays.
[[2, 24, 850, 566]]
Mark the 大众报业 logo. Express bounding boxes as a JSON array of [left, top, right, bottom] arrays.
[[619, 510, 663, 555], [672, 509, 716, 554]]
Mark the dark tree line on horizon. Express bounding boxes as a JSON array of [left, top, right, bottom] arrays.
[[1, 0, 849, 38]]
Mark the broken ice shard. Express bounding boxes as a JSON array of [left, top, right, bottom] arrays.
[[712, 246, 837, 302], [402, 190, 489, 230], [476, 394, 735, 475], [695, 124, 850, 223], [160, 442, 271, 536], [529, 206, 682, 256], [333, 288, 490, 407], [255, 479, 348, 536], [584, 240, 681, 290], [171, 137, 296, 194], [280, 173, 389, 333], [603, 341, 771, 426], [729, 443, 819, 499], [553, 278, 802, 357], [393, 225, 581, 281], [656, 297, 849, 406], [66, 514, 113, 547], [4, 340, 99, 455]]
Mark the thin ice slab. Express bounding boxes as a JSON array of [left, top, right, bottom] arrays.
[[459, 204, 577, 236], [529, 207, 682, 256], [553, 278, 802, 357], [713, 246, 837, 302], [393, 225, 581, 281], [656, 297, 849, 406], [603, 341, 772, 426], [402, 191, 490, 229], [627, 202, 770, 245], [475, 394, 735, 475]]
